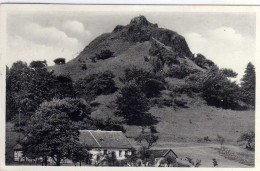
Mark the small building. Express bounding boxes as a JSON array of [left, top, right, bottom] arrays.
[[79, 130, 133, 165], [150, 149, 178, 167], [13, 144, 24, 162]]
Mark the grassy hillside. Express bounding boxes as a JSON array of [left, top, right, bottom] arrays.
[[90, 92, 254, 144]]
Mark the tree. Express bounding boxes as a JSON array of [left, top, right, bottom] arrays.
[[135, 132, 159, 149], [54, 58, 66, 65], [71, 144, 89, 166], [120, 67, 165, 98], [115, 82, 158, 126], [29, 60, 47, 68], [165, 156, 177, 167], [74, 71, 117, 100], [21, 98, 91, 166], [197, 66, 240, 109], [237, 131, 255, 151], [220, 68, 238, 78], [6, 61, 75, 125], [217, 135, 225, 149], [139, 146, 154, 166], [240, 62, 255, 106], [212, 158, 218, 167], [95, 49, 114, 60]]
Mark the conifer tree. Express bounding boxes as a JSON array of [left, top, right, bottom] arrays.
[[240, 62, 255, 106]]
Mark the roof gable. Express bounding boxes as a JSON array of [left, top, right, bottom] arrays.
[[151, 149, 178, 158]]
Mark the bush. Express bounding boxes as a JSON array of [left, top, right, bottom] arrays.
[[174, 99, 188, 108], [54, 58, 66, 65], [96, 49, 114, 60], [74, 71, 117, 99], [166, 64, 199, 79], [81, 63, 87, 70], [120, 67, 165, 98], [237, 131, 255, 151]]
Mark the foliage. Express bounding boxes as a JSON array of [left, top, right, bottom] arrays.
[[120, 67, 165, 98], [106, 151, 118, 166], [21, 98, 91, 166], [74, 71, 117, 100], [6, 61, 75, 123], [115, 82, 158, 126], [150, 126, 158, 133], [240, 62, 255, 106], [193, 53, 215, 69], [135, 132, 159, 149], [138, 146, 154, 166], [80, 63, 87, 70], [93, 118, 125, 132], [166, 64, 199, 79], [29, 60, 47, 68], [54, 58, 66, 65], [95, 49, 114, 60], [237, 131, 255, 151], [186, 157, 201, 167], [186, 66, 241, 110], [212, 158, 218, 167], [217, 135, 225, 149], [220, 68, 238, 78], [71, 144, 89, 166], [165, 156, 177, 167]]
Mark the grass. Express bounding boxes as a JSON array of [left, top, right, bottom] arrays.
[[215, 147, 254, 167]]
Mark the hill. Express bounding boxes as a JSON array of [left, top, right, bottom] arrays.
[[6, 15, 255, 167], [47, 15, 254, 145]]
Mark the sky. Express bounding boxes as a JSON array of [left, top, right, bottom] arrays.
[[6, 11, 255, 81]]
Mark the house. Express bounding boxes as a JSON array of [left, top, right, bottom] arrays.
[[13, 143, 24, 162], [11, 130, 132, 165], [79, 130, 133, 165], [150, 149, 178, 167]]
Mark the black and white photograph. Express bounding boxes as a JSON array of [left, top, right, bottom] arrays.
[[0, 4, 257, 169]]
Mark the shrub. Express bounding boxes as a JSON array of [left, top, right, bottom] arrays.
[[174, 98, 188, 108], [90, 56, 96, 63], [96, 49, 114, 60], [237, 131, 255, 151], [81, 63, 87, 70], [54, 58, 66, 65], [166, 64, 199, 79], [115, 82, 158, 126], [120, 67, 165, 98], [74, 71, 117, 99]]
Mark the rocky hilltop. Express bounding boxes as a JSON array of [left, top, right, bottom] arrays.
[[50, 15, 212, 81]]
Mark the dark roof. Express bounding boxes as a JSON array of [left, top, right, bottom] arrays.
[[150, 149, 178, 158], [13, 144, 23, 150], [79, 130, 132, 149]]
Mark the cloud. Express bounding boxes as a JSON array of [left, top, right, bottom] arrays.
[[19, 23, 79, 48], [7, 35, 84, 67], [60, 20, 92, 43], [184, 27, 255, 81]]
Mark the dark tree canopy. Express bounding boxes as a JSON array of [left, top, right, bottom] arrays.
[[120, 67, 165, 98], [185, 66, 241, 110], [54, 58, 66, 65], [74, 71, 117, 100], [29, 60, 47, 68], [115, 82, 158, 126], [6, 61, 75, 123], [220, 68, 238, 78], [240, 62, 255, 106], [21, 98, 91, 166], [95, 49, 114, 60]]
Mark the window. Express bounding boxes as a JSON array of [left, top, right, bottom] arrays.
[[119, 150, 122, 157], [104, 150, 107, 155]]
